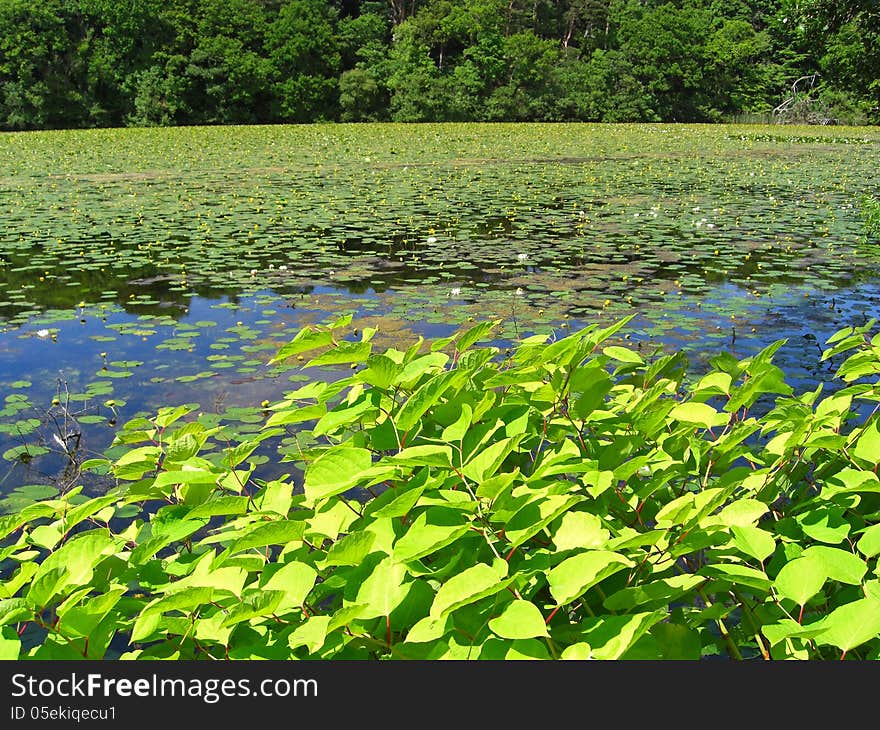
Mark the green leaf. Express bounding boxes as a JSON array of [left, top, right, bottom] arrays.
[[552, 511, 609, 552], [0, 598, 32, 627], [33, 531, 115, 591], [669, 402, 728, 430], [304, 446, 373, 504], [800, 546, 867, 585], [352, 556, 409, 619], [731, 525, 776, 563], [578, 611, 667, 659], [716, 499, 768, 527], [391, 445, 453, 468], [503, 493, 584, 551], [261, 562, 317, 609], [356, 355, 402, 389], [0, 634, 20, 659], [571, 368, 613, 419], [602, 346, 643, 365], [649, 623, 703, 660], [488, 600, 549, 639], [323, 531, 377, 567], [270, 328, 333, 364], [773, 556, 826, 605], [393, 507, 470, 563], [796, 507, 851, 544], [456, 319, 501, 352], [396, 371, 462, 433], [699, 563, 770, 592], [307, 340, 372, 367], [229, 520, 306, 553], [288, 616, 331, 654], [461, 436, 521, 482], [852, 421, 880, 465], [222, 590, 285, 627], [430, 561, 510, 618], [603, 574, 704, 612], [857, 524, 880, 558], [547, 550, 634, 606], [813, 597, 880, 652]]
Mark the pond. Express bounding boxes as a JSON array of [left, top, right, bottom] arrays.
[[1, 122, 879, 510]]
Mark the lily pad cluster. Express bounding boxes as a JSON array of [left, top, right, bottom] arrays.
[[1, 123, 880, 501]]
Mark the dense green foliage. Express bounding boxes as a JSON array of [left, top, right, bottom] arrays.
[[3, 314, 880, 659], [0, 0, 877, 129]]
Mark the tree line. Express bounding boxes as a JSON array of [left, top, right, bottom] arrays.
[[0, 0, 876, 130]]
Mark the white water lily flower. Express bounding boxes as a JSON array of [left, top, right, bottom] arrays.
[[450, 287, 461, 296], [517, 253, 528, 261], [278, 265, 288, 271], [515, 287, 524, 296], [426, 236, 437, 244], [36, 329, 50, 338]]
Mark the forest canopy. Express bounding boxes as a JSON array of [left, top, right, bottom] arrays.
[[0, 0, 877, 130]]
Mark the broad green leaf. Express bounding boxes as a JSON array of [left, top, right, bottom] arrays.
[[504, 494, 584, 550], [0, 598, 32, 626], [393, 507, 470, 563], [391, 445, 453, 468], [716, 499, 768, 527], [488, 600, 549, 639], [304, 446, 373, 503], [461, 436, 521, 482], [356, 354, 402, 389], [430, 561, 510, 618], [773, 556, 826, 605], [261, 562, 317, 608], [603, 574, 704, 611], [602, 346, 643, 365], [441, 403, 472, 443], [649, 623, 703, 660], [699, 563, 770, 592], [352, 556, 409, 619], [796, 507, 851, 544], [405, 614, 452, 644], [456, 319, 500, 352], [270, 329, 333, 364], [307, 340, 372, 368], [560, 643, 593, 660], [669, 402, 728, 430], [852, 421, 880, 465], [578, 611, 666, 659], [0, 635, 19, 659], [731, 525, 776, 563], [229, 520, 306, 553], [814, 597, 880, 652], [396, 371, 462, 433], [323, 531, 377, 567], [552, 511, 609, 552], [548, 550, 634, 606], [800, 546, 867, 585], [133, 587, 214, 640], [33, 531, 116, 589], [265, 403, 326, 427], [288, 616, 331, 654], [221, 590, 285, 627], [762, 619, 827, 647], [857, 524, 880, 558]]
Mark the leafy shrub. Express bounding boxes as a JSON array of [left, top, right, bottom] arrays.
[[2, 314, 880, 660], [861, 195, 880, 241]]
